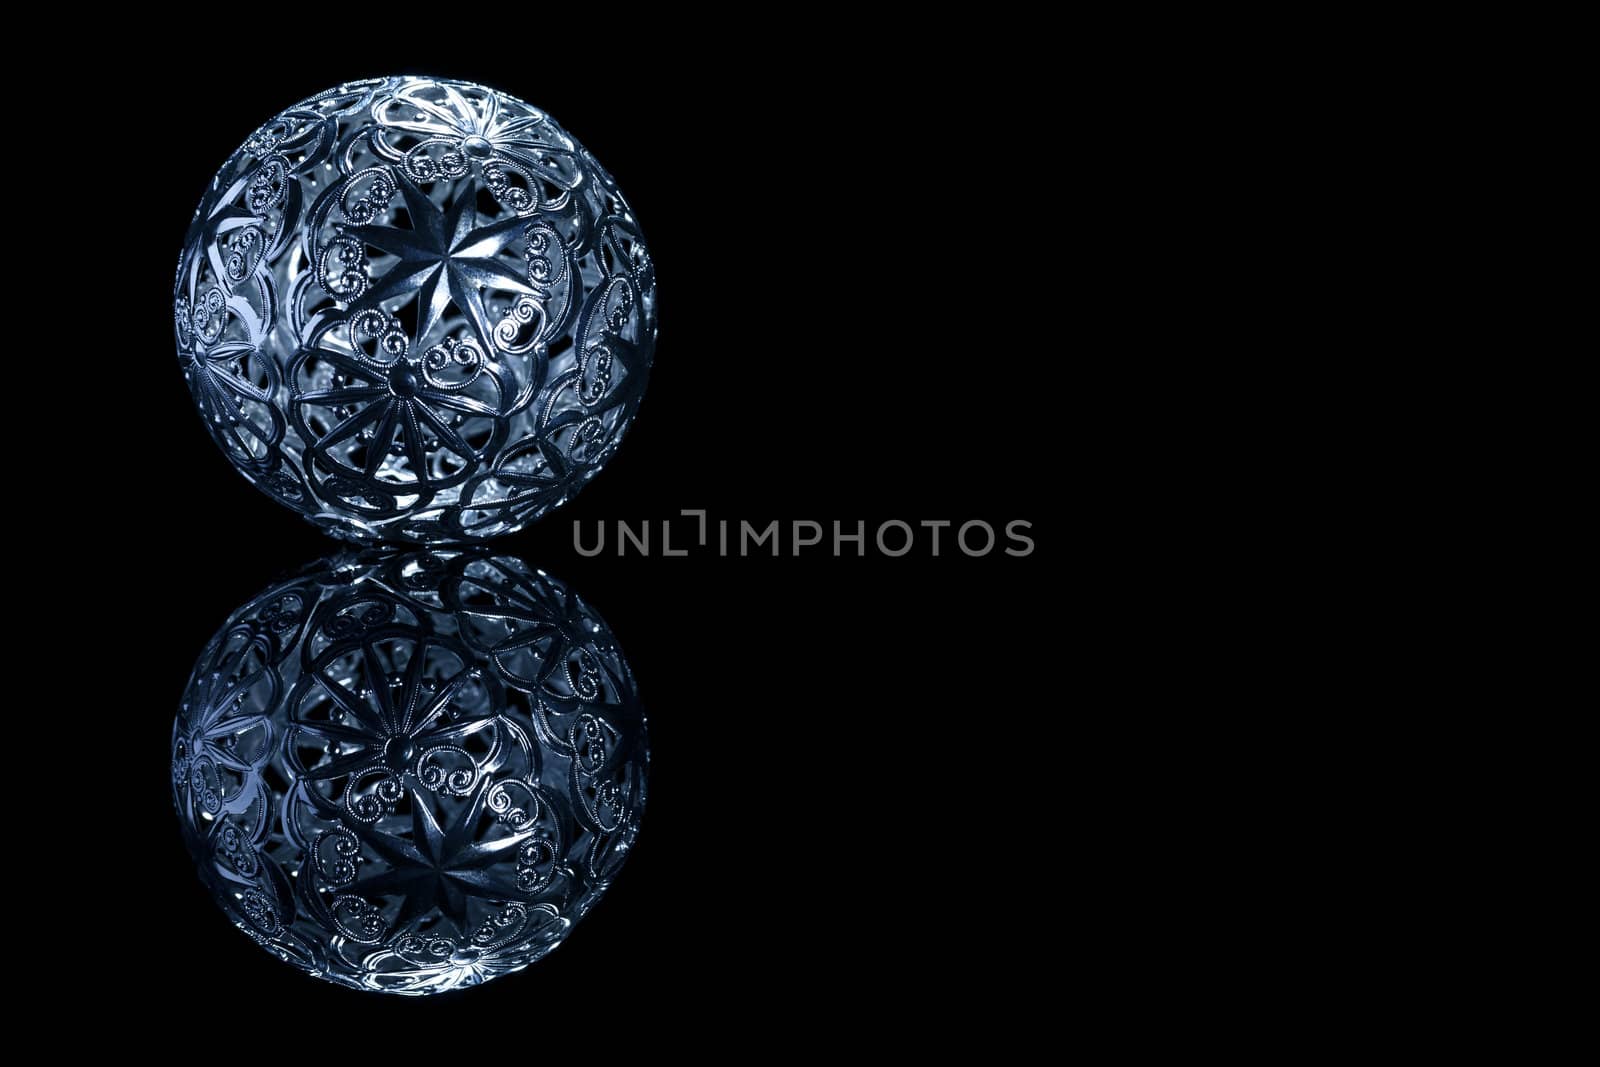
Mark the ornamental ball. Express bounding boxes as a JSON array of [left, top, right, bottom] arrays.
[[174, 76, 657, 542], [171, 549, 648, 994]]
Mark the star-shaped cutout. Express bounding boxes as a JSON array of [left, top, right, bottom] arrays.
[[344, 174, 535, 348], [310, 776, 531, 936]]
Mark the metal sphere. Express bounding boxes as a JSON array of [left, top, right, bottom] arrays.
[[170, 549, 648, 994], [174, 77, 657, 541]]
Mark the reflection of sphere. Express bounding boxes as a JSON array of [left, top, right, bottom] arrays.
[[171, 550, 647, 995], [173, 76, 656, 542]]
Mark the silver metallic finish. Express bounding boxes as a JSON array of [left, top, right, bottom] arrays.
[[175, 77, 657, 541], [172, 549, 647, 994]]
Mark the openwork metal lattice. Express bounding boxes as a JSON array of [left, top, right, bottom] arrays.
[[171, 550, 648, 994], [174, 76, 657, 541]]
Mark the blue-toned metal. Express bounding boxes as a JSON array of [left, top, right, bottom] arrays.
[[171, 549, 647, 994], [174, 77, 656, 542]]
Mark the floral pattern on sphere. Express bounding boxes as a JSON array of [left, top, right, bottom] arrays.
[[171, 549, 648, 995], [174, 77, 656, 542]]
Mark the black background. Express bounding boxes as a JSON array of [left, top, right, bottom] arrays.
[[74, 46, 1059, 1031]]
